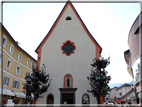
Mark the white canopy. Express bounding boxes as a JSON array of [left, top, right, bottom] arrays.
[[13, 91, 26, 98], [0, 88, 15, 96], [0, 88, 7, 95]]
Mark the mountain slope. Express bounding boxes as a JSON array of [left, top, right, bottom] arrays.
[[109, 81, 133, 89]]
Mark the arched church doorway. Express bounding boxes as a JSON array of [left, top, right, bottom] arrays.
[[47, 93, 54, 104]]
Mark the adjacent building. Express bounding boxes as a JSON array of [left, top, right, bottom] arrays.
[[35, 1, 102, 104], [124, 11, 142, 103], [0, 23, 37, 104], [116, 84, 133, 99], [110, 87, 117, 101], [109, 83, 135, 102]]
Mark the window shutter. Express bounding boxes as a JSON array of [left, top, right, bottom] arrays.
[[13, 81, 15, 88], [7, 78, 10, 86], [3, 76, 6, 85], [17, 82, 19, 89]]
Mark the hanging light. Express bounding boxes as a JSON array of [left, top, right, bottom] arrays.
[[25, 74, 31, 83], [95, 72, 101, 81]]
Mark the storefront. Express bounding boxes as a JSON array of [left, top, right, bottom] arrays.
[[0, 88, 26, 104], [12, 91, 26, 104], [0, 88, 15, 105]]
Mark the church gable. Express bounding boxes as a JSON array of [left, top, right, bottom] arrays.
[[35, 1, 102, 67], [36, 2, 103, 104]]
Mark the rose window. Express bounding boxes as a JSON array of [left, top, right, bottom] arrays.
[[61, 40, 76, 56]]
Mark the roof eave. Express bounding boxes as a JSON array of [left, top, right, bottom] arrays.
[[35, 1, 102, 54], [1, 23, 37, 62]]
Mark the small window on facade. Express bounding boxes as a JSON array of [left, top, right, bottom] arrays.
[[13, 80, 19, 89], [64, 74, 73, 88], [25, 70, 29, 76], [3, 76, 10, 86], [66, 16, 71, 20], [27, 59, 30, 66], [31, 61, 34, 68], [18, 52, 22, 61], [9, 44, 14, 54], [47, 94, 54, 104], [7, 59, 11, 70], [2, 35, 7, 47], [0, 51, 4, 65], [16, 65, 21, 75], [82, 93, 90, 104]]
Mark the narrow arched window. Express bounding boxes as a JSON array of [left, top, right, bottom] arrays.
[[13, 80, 19, 89], [2, 35, 7, 47], [47, 93, 54, 104], [63, 74, 73, 88], [3, 76, 10, 86], [66, 16, 71, 20], [82, 93, 90, 104]]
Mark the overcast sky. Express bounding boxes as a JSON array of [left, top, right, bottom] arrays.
[[2, 1, 141, 85]]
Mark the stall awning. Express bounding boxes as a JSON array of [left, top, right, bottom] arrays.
[[0, 88, 7, 95], [13, 91, 26, 98], [3, 88, 15, 96]]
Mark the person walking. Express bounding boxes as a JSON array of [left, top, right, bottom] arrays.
[[132, 99, 135, 107], [3, 98, 7, 106], [128, 99, 131, 104]]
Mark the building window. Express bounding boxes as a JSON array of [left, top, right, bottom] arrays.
[[47, 93, 54, 104], [31, 61, 34, 68], [82, 93, 90, 104], [66, 16, 71, 20], [2, 35, 7, 47], [16, 65, 21, 75], [61, 40, 76, 56], [3, 76, 10, 86], [27, 58, 30, 66], [6, 59, 11, 70], [25, 70, 29, 76], [63, 74, 73, 88], [9, 44, 14, 54], [0, 51, 4, 65], [18, 52, 22, 61], [13, 80, 19, 89]]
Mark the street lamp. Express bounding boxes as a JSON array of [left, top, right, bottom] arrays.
[[25, 74, 31, 84], [87, 56, 111, 105], [25, 74, 31, 104], [95, 72, 101, 104], [95, 72, 101, 81], [23, 64, 51, 104]]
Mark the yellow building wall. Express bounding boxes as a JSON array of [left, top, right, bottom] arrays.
[[1, 25, 37, 104]]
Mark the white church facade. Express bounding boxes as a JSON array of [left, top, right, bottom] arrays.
[[35, 1, 102, 104]]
